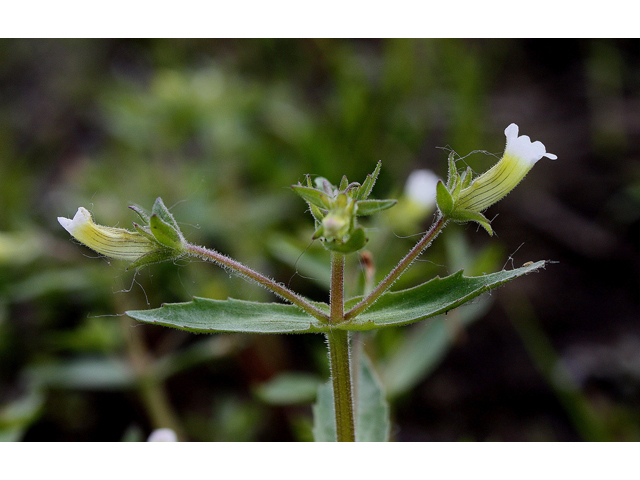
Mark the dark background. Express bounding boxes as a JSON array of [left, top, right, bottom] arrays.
[[1, 39, 639, 441]]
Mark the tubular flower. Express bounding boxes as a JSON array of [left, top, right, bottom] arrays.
[[435, 124, 556, 235], [456, 123, 557, 212], [58, 198, 186, 269]]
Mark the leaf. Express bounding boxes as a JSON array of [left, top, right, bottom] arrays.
[[312, 351, 390, 442], [127, 262, 546, 335], [354, 353, 390, 441], [254, 372, 322, 405], [127, 297, 330, 334], [343, 261, 546, 331], [0, 385, 45, 441], [27, 358, 136, 390], [312, 380, 336, 441]]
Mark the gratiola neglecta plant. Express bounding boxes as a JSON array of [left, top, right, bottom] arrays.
[[58, 123, 555, 442]]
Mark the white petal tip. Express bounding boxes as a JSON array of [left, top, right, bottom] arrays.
[[58, 207, 92, 234], [57, 216, 72, 231], [504, 123, 519, 137]]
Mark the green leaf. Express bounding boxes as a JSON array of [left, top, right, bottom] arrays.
[[354, 353, 390, 441], [254, 372, 322, 405], [342, 261, 546, 331], [127, 297, 330, 334], [0, 385, 45, 441], [312, 380, 336, 441], [356, 199, 397, 216], [28, 358, 136, 390], [127, 262, 546, 334], [312, 351, 390, 442]]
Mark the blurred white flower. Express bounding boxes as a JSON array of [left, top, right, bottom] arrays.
[[404, 169, 439, 209], [147, 428, 178, 442]]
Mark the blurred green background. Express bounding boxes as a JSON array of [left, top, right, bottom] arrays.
[[1, 39, 640, 441]]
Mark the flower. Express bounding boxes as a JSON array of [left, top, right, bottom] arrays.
[[58, 207, 160, 261], [405, 169, 439, 209], [147, 428, 178, 442], [58, 200, 185, 269], [456, 123, 557, 213]]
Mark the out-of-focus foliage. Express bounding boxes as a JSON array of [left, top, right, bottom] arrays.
[[2, 39, 640, 441]]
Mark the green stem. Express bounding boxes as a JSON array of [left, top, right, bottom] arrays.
[[185, 243, 329, 322], [330, 252, 345, 324], [327, 329, 355, 442], [344, 214, 447, 320], [327, 252, 355, 441]]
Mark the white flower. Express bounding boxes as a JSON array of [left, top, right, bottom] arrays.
[[405, 169, 439, 209], [503, 123, 557, 165], [58, 207, 159, 262], [147, 428, 178, 442], [456, 123, 557, 212]]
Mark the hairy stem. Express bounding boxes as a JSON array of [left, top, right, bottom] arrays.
[[185, 243, 329, 322], [327, 329, 355, 442], [345, 215, 447, 320], [330, 252, 345, 324], [327, 252, 355, 441]]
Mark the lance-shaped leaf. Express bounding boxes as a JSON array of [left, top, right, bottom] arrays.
[[127, 297, 330, 334], [355, 199, 397, 216], [126, 261, 545, 334], [342, 260, 546, 331]]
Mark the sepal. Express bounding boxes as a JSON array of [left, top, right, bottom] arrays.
[[436, 180, 454, 216], [150, 214, 185, 250]]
